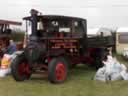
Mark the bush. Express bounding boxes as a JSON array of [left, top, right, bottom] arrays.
[[10, 32, 24, 42], [9, 28, 25, 42]]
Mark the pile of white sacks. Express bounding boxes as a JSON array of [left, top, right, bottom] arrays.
[[94, 55, 128, 81]]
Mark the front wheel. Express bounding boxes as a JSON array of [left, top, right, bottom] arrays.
[[11, 55, 31, 81], [48, 57, 68, 83]]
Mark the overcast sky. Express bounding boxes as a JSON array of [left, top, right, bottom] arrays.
[[1, 0, 128, 29]]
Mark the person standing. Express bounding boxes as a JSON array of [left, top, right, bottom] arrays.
[[7, 40, 17, 54]]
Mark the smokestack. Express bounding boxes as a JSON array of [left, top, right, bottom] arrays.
[[30, 9, 38, 36]]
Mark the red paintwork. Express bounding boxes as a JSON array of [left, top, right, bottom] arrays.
[[84, 56, 93, 64], [67, 48, 96, 65], [85, 48, 95, 64], [47, 57, 51, 63], [18, 61, 30, 76], [55, 62, 65, 81]]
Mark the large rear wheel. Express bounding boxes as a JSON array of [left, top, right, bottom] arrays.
[[48, 57, 68, 83], [11, 55, 31, 81], [91, 48, 106, 69]]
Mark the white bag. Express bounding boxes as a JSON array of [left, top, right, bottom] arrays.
[[94, 67, 106, 82], [111, 73, 123, 81], [120, 64, 127, 71], [120, 71, 128, 80], [112, 63, 122, 73], [94, 55, 128, 81], [0, 68, 11, 77]]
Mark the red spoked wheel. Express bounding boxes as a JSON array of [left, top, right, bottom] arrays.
[[17, 61, 30, 77], [11, 55, 31, 81], [48, 57, 68, 83]]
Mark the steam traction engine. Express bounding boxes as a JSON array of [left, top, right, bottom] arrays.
[[11, 9, 114, 83]]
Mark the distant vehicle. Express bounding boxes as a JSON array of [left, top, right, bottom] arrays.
[[0, 20, 21, 57], [11, 9, 114, 83], [115, 28, 128, 54]]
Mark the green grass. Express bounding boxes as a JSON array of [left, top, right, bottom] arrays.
[[0, 55, 128, 96], [0, 67, 127, 96]]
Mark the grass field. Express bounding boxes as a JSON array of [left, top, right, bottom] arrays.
[[0, 55, 128, 96]]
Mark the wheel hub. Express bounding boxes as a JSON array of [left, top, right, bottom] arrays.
[[18, 61, 30, 76], [55, 62, 65, 81]]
